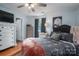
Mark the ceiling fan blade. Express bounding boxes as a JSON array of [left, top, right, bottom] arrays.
[[38, 3, 47, 7], [17, 4, 25, 8]]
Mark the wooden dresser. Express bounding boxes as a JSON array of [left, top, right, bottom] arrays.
[[0, 42, 22, 56], [26, 25, 33, 38]]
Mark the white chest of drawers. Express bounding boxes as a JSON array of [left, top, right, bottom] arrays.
[[0, 22, 16, 51]]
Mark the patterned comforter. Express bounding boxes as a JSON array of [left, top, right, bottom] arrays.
[[22, 38, 76, 56]]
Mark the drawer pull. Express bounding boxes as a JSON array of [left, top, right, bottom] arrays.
[[0, 35, 2, 36], [0, 44, 2, 46], [0, 39, 2, 41], [1, 27, 4, 28]]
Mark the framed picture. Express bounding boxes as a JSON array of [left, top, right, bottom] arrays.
[[53, 16, 62, 27]]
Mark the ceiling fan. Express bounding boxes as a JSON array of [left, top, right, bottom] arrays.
[[17, 3, 47, 12]]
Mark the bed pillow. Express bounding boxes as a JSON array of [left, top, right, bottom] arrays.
[[50, 32, 61, 41], [60, 33, 73, 43]]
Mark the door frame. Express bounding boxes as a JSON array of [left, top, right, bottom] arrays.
[[16, 18, 22, 41]]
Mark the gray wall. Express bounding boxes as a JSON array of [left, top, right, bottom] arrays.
[[26, 10, 77, 35], [45, 11, 76, 34], [75, 8, 79, 26]]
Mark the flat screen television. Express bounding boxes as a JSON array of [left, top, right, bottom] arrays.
[[0, 10, 14, 23]]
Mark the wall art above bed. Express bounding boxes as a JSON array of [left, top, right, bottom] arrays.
[[53, 16, 62, 32], [53, 16, 62, 27]]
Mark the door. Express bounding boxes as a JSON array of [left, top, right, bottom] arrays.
[[41, 18, 46, 33], [35, 19, 39, 37], [16, 18, 22, 41]]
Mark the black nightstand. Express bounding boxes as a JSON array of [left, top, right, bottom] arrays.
[[75, 44, 79, 56]]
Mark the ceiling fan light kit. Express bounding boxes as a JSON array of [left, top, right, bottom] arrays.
[[28, 6, 31, 9], [25, 3, 35, 8], [25, 3, 35, 11], [31, 4, 35, 8]]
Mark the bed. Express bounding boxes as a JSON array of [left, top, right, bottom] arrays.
[[22, 24, 77, 56], [22, 37, 76, 56]]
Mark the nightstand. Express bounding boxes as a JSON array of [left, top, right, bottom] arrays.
[[75, 44, 79, 56]]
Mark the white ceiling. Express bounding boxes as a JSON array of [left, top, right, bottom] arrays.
[[0, 3, 79, 16]]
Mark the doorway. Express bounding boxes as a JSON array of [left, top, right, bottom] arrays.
[[16, 18, 22, 41], [35, 19, 39, 37]]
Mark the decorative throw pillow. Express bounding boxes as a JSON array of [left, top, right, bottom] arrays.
[[50, 32, 61, 41], [60, 33, 73, 43]]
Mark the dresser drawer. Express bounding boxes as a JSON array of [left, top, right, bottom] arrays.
[[0, 43, 8, 50], [0, 40, 15, 47], [0, 39, 2, 41], [0, 38, 15, 44], [0, 44, 2, 46], [0, 43, 14, 51]]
